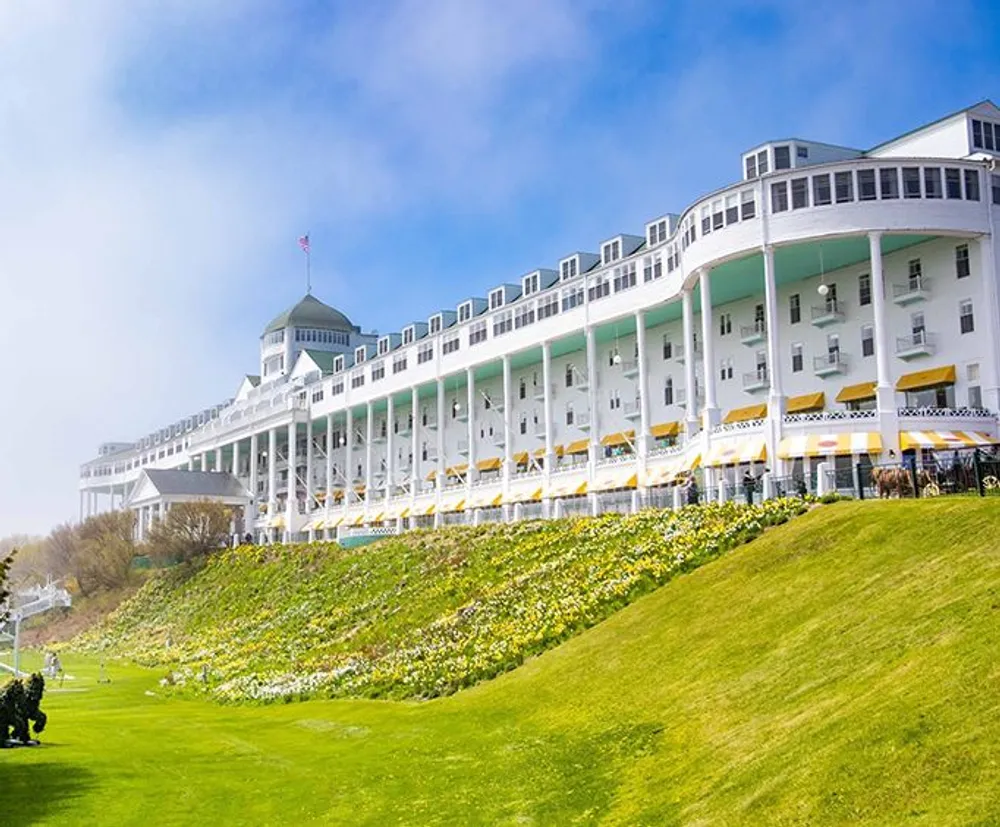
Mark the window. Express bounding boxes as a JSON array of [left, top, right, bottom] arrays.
[[588, 275, 610, 302], [774, 145, 791, 170], [813, 174, 831, 206], [402, 326, 415, 345], [719, 312, 732, 336], [602, 240, 621, 264], [791, 343, 803, 373], [561, 285, 584, 311], [968, 363, 982, 408], [523, 272, 540, 295], [489, 289, 504, 310], [469, 321, 488, 345], [429, 315, 442, 334], [924, 167, 942, 199], [712, 200, 723, 230], [985, 120, 997, 151], [791, 177, 808, 209], [519, 415, 527, 435], [945, 168, 962, 199], [457, 302, 472, 323], [351, 372, 365, 389], [992, 174, 1000, 205], [973, 118, 983, 149], [371, 362, 385, 382], [649, 219, 669, 245], [393, 355, 407, 374], [664, 377, 674, 406], [956, 244, 970, 279], [902, 167, 921, 198], [857, 169, 876, 201], [608, 349, 618, 368], [960, 299, 975, 334], [771, 181, 788, 212], [561, 258, 578, 280], [417, 342, 434, 364], [835, 171, 854, 203], [858, 273, 871, 307], [741, 189, 756, 219], [377, 337, 389, 356], [519, 378, 527, 400], [719, 357, 733, 381], [613, 262, 637, 291], [643, 254, 663, 282], [757, 149, 769, 175], [442, 335, 460, 355], [493, 310, 513, 336], [537, 293, 559, 320], [725, 194, 739, 225], [908, 259, 922, 289], [965, 169, 980, 201], [514, 303, 536, 329], [332, 381, 344, 396], [662, 336, 673, 360], [745, 154, 758, 179], [565, 402, 574, 426], [608, 390, 621, 411], [911, 311, 926, 341], [789, 293, 801, 324], [797, 145, 809, 159], [879, 167, 899, 199]]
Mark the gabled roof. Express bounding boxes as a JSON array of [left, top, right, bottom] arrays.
[[865, 99, 998, 153], [263, 294, 357, 336], [244, 375, 261, 388], [128, 470, 251, 505], [301, 349, 336, 374]]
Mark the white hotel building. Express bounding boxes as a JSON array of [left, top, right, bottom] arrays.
[[81, 101, 1000, 541]]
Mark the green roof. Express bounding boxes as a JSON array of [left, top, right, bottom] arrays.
[[301, 350, 336, 375], [263, 294, 357, 336]]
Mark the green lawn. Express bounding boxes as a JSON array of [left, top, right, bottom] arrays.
[[3, 499, 1000, 825]]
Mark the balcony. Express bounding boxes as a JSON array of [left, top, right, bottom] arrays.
[[568, 367, 589, 391], [532, 383, 556, 402], [895, 330, 936, 360], [675, 389, 703, 409], [452, 407, 468, 423], [742, 368, 770, 393], [393, 423, 412, 439], [623, 400, 642, 420], [533, 423, 547, 440], [621, 360, 640, 379], [813, 352, 848, 378], [892, 275, 931, 306], [740, 321, 766, 346], [811, 299, 846, 327], [372, 432, 388, 445], [575, 411, 592, 431], [457, 439, 470, 455], [675, 343, 701, 364], [422, 418, 438, 431]]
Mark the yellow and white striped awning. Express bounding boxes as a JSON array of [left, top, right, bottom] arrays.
[[348, 512, 365, 527], [504, 479, 543, 504], [591, 467, 637, 492], [412, 497, 436, 516], [268, 515, 286, 528], [644, 452, 702, 487], [467, 488, 503, 509], [705, 437, 767, 467], [439, 494, 465, 514], [304, 517, 326, 531], [547, 473, 588, 498], [366, 512, 385, 525], [899, 430, 999, 451], [384, 500, 409, 519], [777, 432, 882, 459]]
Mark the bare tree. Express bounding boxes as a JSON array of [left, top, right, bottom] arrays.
[[144, 500, 232, 565], [74, 511, 137, 594]]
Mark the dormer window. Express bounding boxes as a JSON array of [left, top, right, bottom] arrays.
[[745, 154, 758, 180], [377, 337, 389, 355], [355, 346, 367, 364], [402, 326, 414, 345], [522, 272, 540, 296], [601, 240, 621, 265], [797, 145, 809, 159], [972, 118, 999, 152], [458, 301, 472, 323], [334, 355, 344, 372], [757, 149, 769, 175], [647, 219, 668, 246], [429, 315, 442, 335], [774, 145, 791, 170], [560, 258, 578, 281], [489, 288, 504, 310]]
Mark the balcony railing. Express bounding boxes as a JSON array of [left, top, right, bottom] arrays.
[[892, 275, 931, 305], [813, 352, 847, 377], [621, 360, 640, 378], [623, 400, 641, 419], [740, 321, 766, 346], [575, 411, 592, 430], [898, 406, 996, 419], [742, 369, 770, 392], [675, 343, 701, 363], [895, 330, 935, 359], [783, 410, 877, 423], [810, 298, 846, 326]]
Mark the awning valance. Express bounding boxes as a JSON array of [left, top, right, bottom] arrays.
[[513, 451, 529, 466], [777, 432, 882, 459], [565, 439, 590, 455], [650, 421, 681, 439], [384, 500, 409, 519], [722, 404, 768, 424], [467, 489, 503, 509], [601, 430, 635, 448], [268, 515, 286, 528], [439, 495, 465, 514], [476, 457, 502, 472], [304, 517, 325, 531], [504, 480, 543, 504], [591, 467, 638, 492], [327, 516, 345, 529], [547, 474, 588, 498], [899, 430, 999, 451], [787, 392, 826, 414], [532, 444, 564, 458], [896, 365, 956, 392], [445, 463, 468, 477], [705, 437, 767, 467], [835, 381, 876, 403]]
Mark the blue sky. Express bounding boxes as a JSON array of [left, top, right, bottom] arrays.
[[1, 0, 999, 534]]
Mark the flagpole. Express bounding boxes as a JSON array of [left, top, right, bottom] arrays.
[[305, 232, 311, 295]]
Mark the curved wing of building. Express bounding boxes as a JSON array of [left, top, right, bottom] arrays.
[[80, 100, 1000, 541]]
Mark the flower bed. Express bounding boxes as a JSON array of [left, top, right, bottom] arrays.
[[76, 500, 808, 702]]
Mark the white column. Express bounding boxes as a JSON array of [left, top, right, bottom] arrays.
[[79, 490, 84, 522], [979, 234, 1000, 411], [763, 245, 785, 473], [869, 232, 894, 413], [345, 407, 354, 512], [698, 268, 720, 428], [187, 457, 194, 471], [502, 355, 513, 502], [232, 439, 241, 479], [214, 447, 223, 473], [305, 418, 314, 515], [364, 402, 374, 517], [681, 287, 698, 439], [325, 413, 335, 506], [635, 310, 650, 457], [541, 340, 554, 469], [436, 379, 446, 490], [411, 387, 420, 500], [286, 421, 297, 538], [387, 395, 396, 500], [267, 428, 277, 517], [585, 326, 600, 468], [466, 368, 476, 488], [249, 433, 259, 522]]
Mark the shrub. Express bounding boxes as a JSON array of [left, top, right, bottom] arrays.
[[0, 673, 47, 746], [143, 500, 233, 566]]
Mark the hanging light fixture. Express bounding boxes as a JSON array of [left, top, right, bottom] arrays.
[[612, 324, 622, 364], [817, 245, 829, 296]]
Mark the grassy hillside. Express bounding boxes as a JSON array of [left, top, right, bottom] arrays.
[[4, 499, 998, 825], [77, 499, 805, 701]]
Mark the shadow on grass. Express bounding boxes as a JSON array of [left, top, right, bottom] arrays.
[[0, 759, 98, 824]]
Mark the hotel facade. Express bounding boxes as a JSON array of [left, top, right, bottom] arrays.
[[81, 101, 1000, 541]]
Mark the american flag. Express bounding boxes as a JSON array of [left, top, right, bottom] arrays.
[[298, 234, 310, 253]]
